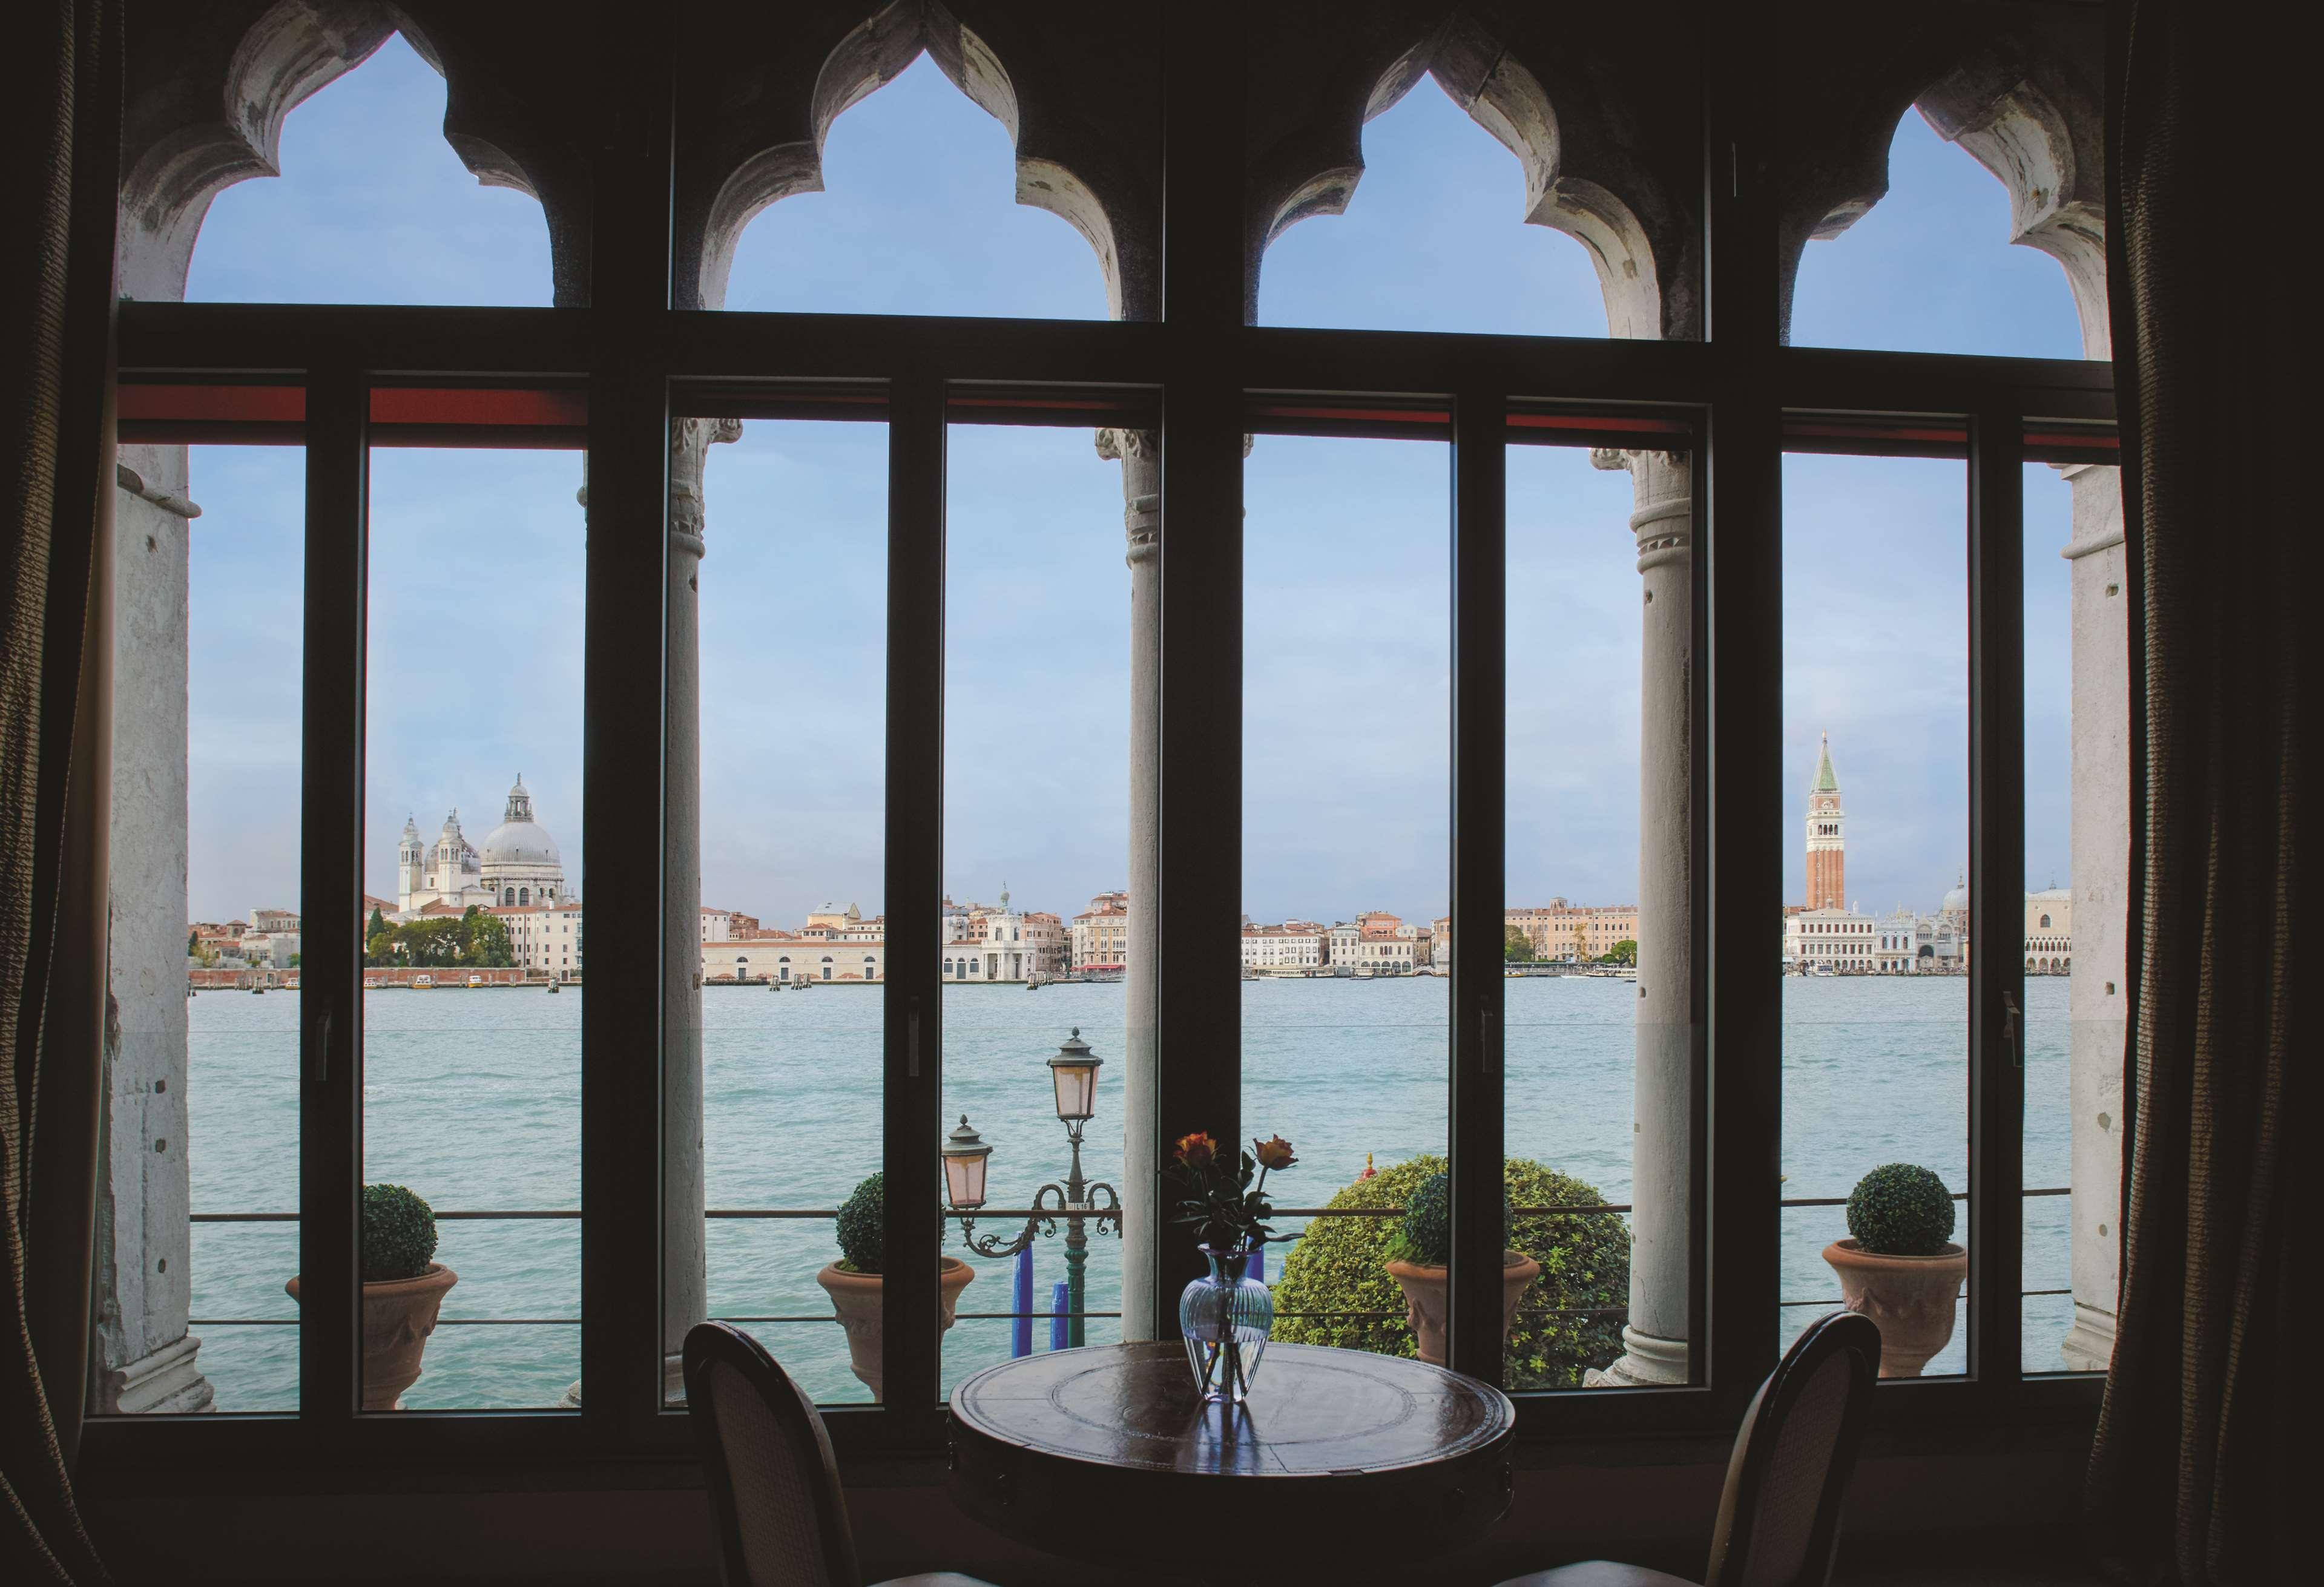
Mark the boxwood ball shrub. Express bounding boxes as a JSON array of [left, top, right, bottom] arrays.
[[1272, 1154, 1630, 1389], [361, 1183, 438, 1283], [1384, 1170, 1516, 1268], [837, 1172, 884, 1273], [1845, 1163, 1957, 1255]]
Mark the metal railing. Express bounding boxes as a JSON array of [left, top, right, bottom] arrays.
[[187, 1187, 2074, 1332]]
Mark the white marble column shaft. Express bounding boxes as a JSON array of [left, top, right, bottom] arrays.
[[1098, 427, 1160, 1340], [1590, 448, 1693, 1387], [2058, 462, 2126, 1372]]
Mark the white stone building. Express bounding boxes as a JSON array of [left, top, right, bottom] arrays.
[[397, 775, 569, 915], [2025, 887, 2073, 972], [496, 902, 586, 981], [1240, 923, 1325, 974], [1786, 906, 1876, 971]]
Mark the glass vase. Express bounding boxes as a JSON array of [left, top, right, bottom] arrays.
[[1179, 1245, 1273, 1404]]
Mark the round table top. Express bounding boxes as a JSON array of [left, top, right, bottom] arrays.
[[951, 1339, 1514, 1477]]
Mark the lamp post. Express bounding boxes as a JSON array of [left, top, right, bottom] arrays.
[[941, 1028, 1122, 1347]]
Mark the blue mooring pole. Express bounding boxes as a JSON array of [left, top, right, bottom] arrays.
[[1049, 1280, 1070, 1351], [1011, 1247, 1033, 1358]]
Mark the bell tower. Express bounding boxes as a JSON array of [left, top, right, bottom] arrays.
[[1805, 733, 1845, 910], [397, 815, 423, 912]]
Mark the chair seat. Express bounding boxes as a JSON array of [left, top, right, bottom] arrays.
[[1495, 1561, 1699, 1587], [871, 1576, 1003, 1587]]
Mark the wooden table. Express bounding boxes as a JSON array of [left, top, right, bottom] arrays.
[[947, 1341, 1516, 1570]]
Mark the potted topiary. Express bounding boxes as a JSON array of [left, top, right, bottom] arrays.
[[1823, 1163, 1967, 1377], [814, 1172, 974, 1401], [1380, 1171, 1542, 1367], [287, 1183, 458, 1410]]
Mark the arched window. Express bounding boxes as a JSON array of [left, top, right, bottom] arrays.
[[518, 887, 530, 905], [1790, 107, 2089, 360], [2040, 913, 2052, 928], [504, 887, 515, 905], [719, 56, 1110, 321], [183, 33, 555, 307], [1260, 59, 1622, 338]]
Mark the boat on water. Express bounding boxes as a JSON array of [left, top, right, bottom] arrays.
[[547, 981, 559, 994]]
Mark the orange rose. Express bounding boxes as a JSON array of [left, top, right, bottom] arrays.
[[1173, 1132, 1217, 1168], [1253, 1135, 1297, 1171]]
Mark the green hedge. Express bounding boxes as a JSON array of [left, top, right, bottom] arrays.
[[1845, 1163, 1955, 1255], [1270, 1154, 1630, 1389], [837, 1172, 884, 1272]]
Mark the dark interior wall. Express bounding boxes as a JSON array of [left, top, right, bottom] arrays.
[[82, 1439, 2090, 1583]]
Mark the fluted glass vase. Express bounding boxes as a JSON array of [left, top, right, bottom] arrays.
[[1179, 1245, 1273, 1404]]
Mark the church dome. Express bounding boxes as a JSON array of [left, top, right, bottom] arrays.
[[481, 775, 560, 867], [1941, 873, 1969, 914]]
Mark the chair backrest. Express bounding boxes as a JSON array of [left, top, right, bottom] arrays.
[[1702, 1310, 1880, 1587], [683, 1321, 863, 1587]]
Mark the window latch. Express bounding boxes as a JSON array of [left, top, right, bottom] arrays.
[[308, 1007, 332, 1087], [2002, 990, 2021, 1071]]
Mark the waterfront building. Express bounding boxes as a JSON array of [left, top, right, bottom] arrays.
[[1323, 921, 1361, 968], [1240, 922, 1325, 974], [1506, 899, 1641, 962], [2026, 886, 2073, 973], [496, 902, 586, 981], [699, 907, 760, 943], [1070, 890, 1128, 970], [1785, 906, 1877, 971], [1876, 912, 1921, 973], [1022, 910, 1070, 976], [1805, 732, 1845, 910]]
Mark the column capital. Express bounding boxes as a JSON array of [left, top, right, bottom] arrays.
[[1098, 427, 1160, 567], [668, 416, 744, 560], [1592, 447, 1693, 571]]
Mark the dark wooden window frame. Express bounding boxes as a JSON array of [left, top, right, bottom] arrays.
[[83, 10, 2116, 1485]]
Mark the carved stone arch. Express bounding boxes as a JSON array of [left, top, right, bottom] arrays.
[[1775, 5, 2107, 355], [679, 0, 1156, 318], [1245, 7, 1697, 339], [118, 1, 590, 306]]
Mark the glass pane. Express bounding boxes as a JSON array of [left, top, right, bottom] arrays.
[[361, 443, 584, 1410], [2024, 456, 2125, 1372], [693, 418, 888, 1404], [104, 442, 304, 1414], [1780, 452, 1969, 1378], [1245, 434, 1449, 1367], [1503, 444, 1682, 1390], [937, 422, 1130, 1395]]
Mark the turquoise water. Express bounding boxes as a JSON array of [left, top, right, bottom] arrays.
[[182, 974, 2073, 1410]]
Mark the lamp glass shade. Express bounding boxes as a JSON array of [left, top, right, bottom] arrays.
[[1047, 1027, 1103, 1123], [942, 1114, 991, 1209]]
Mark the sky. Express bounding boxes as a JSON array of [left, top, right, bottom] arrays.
[[178, 34, 2084, 928]]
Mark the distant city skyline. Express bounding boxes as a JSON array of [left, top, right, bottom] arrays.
[[180, 33, 2075, 926]]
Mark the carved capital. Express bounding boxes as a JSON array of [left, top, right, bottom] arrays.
[[1098, 428, 1160, 566], [1591, 448, 1693, 572], [668, 416, 745, 555]]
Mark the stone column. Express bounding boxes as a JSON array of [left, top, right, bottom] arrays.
[[2058, 462, 2126, 1372], [94, 448, 214, 1413], [1588, 448, 1693, 1388], [662, 416, 742, 1399], [1097, 427, 1160, 1341]]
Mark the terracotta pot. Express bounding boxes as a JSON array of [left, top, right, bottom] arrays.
[[817, 1257, 975, 1402], [286, 1264, 459, 1410], [1822, 1240, 1966, 1377], [1384, 1251, 1543, 1366]]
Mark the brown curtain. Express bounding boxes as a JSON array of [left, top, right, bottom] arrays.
[[1, 2, 121, 1583], [2085, 4, 2303, 1585]]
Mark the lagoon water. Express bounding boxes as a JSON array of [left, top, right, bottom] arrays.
[[184, 974, 2075, 1411]]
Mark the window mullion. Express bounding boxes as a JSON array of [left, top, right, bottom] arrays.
[[1447, 390, 1508, 1383], [883, 373, 946, 1421], [1967, 401, 2027, 1396], [297, 364, 366, 1444]]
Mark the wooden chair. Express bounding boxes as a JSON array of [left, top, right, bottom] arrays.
[[683, 1321, 997, 1587], [1495, 1310, 1882, 1587]]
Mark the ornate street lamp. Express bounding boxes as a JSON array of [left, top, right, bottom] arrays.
[[943, 1028, 1122, 1347]]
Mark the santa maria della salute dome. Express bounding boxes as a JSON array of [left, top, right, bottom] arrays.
[[397, 774, 570, 914]]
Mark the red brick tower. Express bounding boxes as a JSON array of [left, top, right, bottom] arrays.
[[1805, 732, 1845, 910]]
